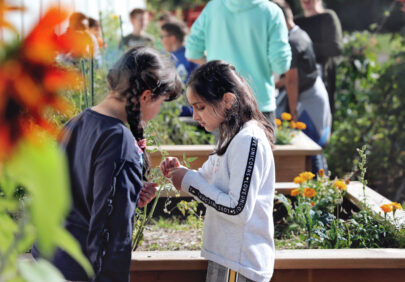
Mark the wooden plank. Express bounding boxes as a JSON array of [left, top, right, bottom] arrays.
[[346, 181, 405, 227], [149, 131, 322, 171], [131, 249, 405, 272]]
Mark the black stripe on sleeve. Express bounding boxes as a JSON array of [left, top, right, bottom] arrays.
[[188, 137, 258, 215]]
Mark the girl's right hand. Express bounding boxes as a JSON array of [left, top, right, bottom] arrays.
[[160, 157, 181, 177]]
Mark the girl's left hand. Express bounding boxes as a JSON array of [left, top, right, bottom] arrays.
[[138, 182, 158, 208], [168, 167, 189, 190]]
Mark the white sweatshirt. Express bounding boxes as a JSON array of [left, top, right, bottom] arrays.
[[181, 120, 275, 282]]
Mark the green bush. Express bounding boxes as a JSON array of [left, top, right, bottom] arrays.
[[326, 31, 405, 201]]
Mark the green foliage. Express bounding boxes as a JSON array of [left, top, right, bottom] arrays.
[[325, 31, 405, 201], [0, 138, 93, 281], [147, 97, 214, 145], [147, 0, 208, 12], [275, 149, 405, 249]]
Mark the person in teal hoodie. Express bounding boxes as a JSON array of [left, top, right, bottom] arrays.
[[185, 0, 291, 125]]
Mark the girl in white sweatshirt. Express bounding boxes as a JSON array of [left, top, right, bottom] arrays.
[[161, 60, 276, 282]]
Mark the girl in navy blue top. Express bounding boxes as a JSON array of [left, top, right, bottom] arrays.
[[32, 47, 182, 282]]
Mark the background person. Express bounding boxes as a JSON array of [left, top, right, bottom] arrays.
[[161, 20, 199, 117], [120, 8, 154, 49], [185, 0, 291, 127], [295, 0, 343, 116], [274, 0, 331, 173]]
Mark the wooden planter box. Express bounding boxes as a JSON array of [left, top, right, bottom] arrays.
[[150, 131, 322, 182], [130, 182, 405, 282]]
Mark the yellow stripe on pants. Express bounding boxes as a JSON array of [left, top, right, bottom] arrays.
[[228, 269, 237, 282]]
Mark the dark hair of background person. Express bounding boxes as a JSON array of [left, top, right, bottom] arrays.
[[187, 60, 275, 155], [130, 8, 146, 19], [161, 21, 187, 43], [88, 17, 100, 29], [273, 0, 294, 21], [107, 46, 182, 178], [158, 12, 174, 22], [69, 12, 88, 31]]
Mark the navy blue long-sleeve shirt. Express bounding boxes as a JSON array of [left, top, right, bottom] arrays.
[[32, 108, 143, 281]]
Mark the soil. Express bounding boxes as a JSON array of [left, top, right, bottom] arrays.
[[136, 225, 202, 251]]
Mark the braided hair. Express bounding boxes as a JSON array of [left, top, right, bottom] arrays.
[[187, 60, 275, 155], [107, 47, 182, 179]]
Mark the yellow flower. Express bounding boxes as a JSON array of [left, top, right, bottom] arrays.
[[290, 189, 300, 197], [290, 121, 296, 128], [293, 176, 304, 184], [318, 169, 325, 177], [281, 112, 292, 121], [299, 171, 315, 181], [275, 118, 282, 127], [334, 180, 347, 191], [303, 188, 316, 198], [390, 202, 403, 211], [381, 204, 393, 213], [295, 122, 307, 130]]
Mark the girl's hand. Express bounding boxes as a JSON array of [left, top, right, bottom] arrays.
[[137, 182, 157, 208], [160, 157, 181, 177], [168, 167, 189, 190]]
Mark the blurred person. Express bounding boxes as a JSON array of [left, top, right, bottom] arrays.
[[161, 21, 198, 85], [273, 0, 331, 173], [161, 20, 199, 117], [158, 12, 177, 29], [88, 17, 105, 49], [120, 8, 154, 49], [59, 12, 101, 64], [295, 0, 343, 116], [185, 0, 291, 127]]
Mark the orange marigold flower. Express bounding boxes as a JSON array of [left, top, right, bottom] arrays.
[[381, 204, 393, 213], [310, 202, 315, 207], [281, 112, 292, 121], [390, 202, 403, 211], [299, 171, 315, 181], [334, 180, 347, 191], [290, 189, 300, 197], [318, 169, 325, 177], [295, 122, 307, 130], [275, 118, 282, 126], [303, 188, 316, 198], [290, 121, 296, 128], [293, 176, 304, 184]]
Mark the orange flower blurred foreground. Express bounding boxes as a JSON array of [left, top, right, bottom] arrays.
[[0, 6, 85, 161], [0, 0, 25, 34]]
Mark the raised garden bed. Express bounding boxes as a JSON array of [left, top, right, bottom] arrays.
[[149, 131, 322, 182], [130, 182, 405, 282]]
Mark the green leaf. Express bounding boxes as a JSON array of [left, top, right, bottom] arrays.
[[18, 258, 65, 282], [5, 138, 93, 276], [6, 139, 70, 257]]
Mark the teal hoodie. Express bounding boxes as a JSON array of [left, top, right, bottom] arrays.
[[185, 0, 291, 112]]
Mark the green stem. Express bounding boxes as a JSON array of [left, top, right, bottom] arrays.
[[80, 59, 89, 109], [90, 57, 94, 107]]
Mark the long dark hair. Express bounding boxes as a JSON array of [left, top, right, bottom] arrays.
[[187, 60, 275, 155], [107, 47, 182, 178]]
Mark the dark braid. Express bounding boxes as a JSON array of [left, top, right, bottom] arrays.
[[107, 47, 182, 180]]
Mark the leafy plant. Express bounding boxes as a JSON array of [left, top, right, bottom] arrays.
[[326, 31, 405, 202]]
